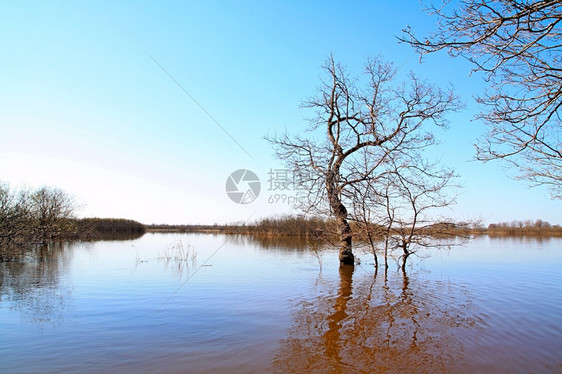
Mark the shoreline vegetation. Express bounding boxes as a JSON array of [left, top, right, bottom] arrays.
[[146, 216, 562, 238], [0, 182, 146, 261], [2, 184, 560, 261], [1, 214, 561, 262]]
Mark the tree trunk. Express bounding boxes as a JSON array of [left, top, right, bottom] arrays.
[[366, 231, 378, 268], [338, 219, 354, 265], [401, 241, 409, 272], [333, 201, 354, 265], [327, 172, 355, 265]]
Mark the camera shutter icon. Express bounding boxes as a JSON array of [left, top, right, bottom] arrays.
[[225, 169, 261, 204]]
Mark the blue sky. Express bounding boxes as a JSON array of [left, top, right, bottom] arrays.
[[1, 1, 560, 225]]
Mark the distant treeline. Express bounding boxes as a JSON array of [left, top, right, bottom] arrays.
[[147, 216, 462, 238], [484, 220, 562, 237], [147, 216, 562, 238], [75, 218, 146, 237], [224, 216, 328, 236], [146, 216, 327, 237]]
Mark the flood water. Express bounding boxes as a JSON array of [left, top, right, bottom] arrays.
[[1, 233, 561, 373]]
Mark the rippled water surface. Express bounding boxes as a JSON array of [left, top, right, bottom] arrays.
[[1, 234, 561, 373]]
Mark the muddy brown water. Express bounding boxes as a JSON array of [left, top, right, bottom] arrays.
[[1, 233, 561, 373]]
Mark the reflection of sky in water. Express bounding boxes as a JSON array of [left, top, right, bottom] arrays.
[[1, 234, 561, 373]]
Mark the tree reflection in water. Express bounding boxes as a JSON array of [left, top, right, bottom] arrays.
[[272, 266, 485, 373], [0, 242, 73, 326]]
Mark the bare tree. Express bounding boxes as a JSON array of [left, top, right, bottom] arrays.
[[267, 55, 461, 265], [384, 158, 461, 271], [0, 184, 32, 248], [351, 151, 462, 270], [30, 186, 76, 242], [401, 0, 562, 198], [350, 174, 386, 268]]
